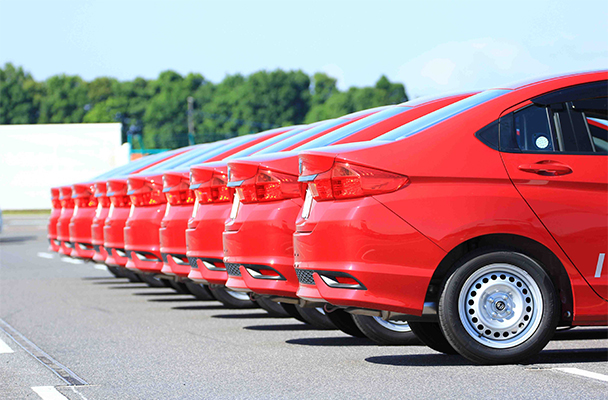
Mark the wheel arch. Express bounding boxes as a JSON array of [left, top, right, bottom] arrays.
[[425, 233, 573, 325]]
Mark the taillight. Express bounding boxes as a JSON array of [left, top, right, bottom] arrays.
[[163, 175, 195, 206], [129, 182, 166, 207], [98, 196, 111, 207], [236, 169, 300, 204], [60, 198, 75, 208], [75, 196, 98, 208], [52, 199, 62, 208], [193, 172, 232, 204], [307, 161, 408, 201], [110, 195, 131, 207]]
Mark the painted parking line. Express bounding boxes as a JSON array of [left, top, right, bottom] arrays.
[[32, 386, 69, 400], [554, 367, 608, 383], [0, 337, 14, 353], [37, 252, 54, 259], [60, 257, 85, 265]]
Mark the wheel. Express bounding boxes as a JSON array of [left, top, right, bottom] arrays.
[[352, 315, 419, 345], [122, 269, 143, 283], [106, 266, 124, 278], [279, 303, 308, 323], [295, 306, 336, 330], [407, 322, 457, 354], [325, 309, 367, 338], [168, 280, 191, 294], [208, 285, 257, 309], [438, 250, 560, 365], [255, 297, 291, 318], [140, 273, 167, 288], [184, 282, 215, 300]]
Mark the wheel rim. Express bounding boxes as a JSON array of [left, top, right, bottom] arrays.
[[372, 317, 411, 333], [458, 263, 543, 349], [226, 289, 250, 301]]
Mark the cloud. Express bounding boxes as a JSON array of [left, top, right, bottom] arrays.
[[320, 63, 346, 90], [397, 38, 551, 97]]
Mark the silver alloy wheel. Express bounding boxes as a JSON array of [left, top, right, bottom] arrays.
[[458, 263, 543, 349], [372, 317, 411, 333], [226, 289, 251, 301]]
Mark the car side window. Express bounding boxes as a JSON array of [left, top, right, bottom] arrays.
[[513, 105, 556, 152], [570, 97, 608, 154]]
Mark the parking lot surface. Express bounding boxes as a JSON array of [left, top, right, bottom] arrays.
[[1, 215, 607, 399]]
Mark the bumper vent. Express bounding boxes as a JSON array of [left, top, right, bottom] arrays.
[[188, 257, 199, 270], [93, 244, 101, 253], [225, 262, 242, 277], [161, 253, 169, 264], [295, 268, 315, 285]]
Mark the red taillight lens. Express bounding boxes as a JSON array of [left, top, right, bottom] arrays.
[[130, 183, 166, 207], [308, 161, 408, 201], [110, 195, 131, 207], [236, 170, 300, 204], [163, 176, 196, 206], [98, 196, 111, 207], [193, 172, 232, 204], [52, 199, 61, 209], [75, 196, 98, 208], [60, 198, 75, 208]]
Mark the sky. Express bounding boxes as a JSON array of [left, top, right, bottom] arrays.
[[0, 0, 606, 98]]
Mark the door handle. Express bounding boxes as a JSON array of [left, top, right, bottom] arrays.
[[518, 160, 573, 176]]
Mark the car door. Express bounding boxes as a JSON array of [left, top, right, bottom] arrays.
[[499, 81, 608, 300]]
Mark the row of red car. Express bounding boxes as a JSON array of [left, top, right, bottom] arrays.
[[49, 71, 607, 364]]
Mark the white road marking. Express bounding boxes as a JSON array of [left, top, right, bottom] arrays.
[[94, 264, 107, 271], [0, 337, 14, 353], [32, 386, 69, 400], [60, 257, 84, 265], [37, 252, 54, 259], [595, 253, 605, 278], [554, 367, 608, 383]]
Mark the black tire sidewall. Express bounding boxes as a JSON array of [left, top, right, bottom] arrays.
[[439, 250, 559, 364], [351, 315, 418, 345]]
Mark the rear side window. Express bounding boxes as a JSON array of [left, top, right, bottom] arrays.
[[514, 105, 556, 152]]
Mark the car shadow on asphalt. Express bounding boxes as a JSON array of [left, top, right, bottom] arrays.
[[212, 312, 273, 319], [132, 291, 189, 296], [147, 297, 200, 302], [107, 284, 150, 289], [286, 336, 375, 346], [244, 323, 319, 331], [364, 347, 608, 367], [172, 304, 226, 311], [0, 235, 38, 244]]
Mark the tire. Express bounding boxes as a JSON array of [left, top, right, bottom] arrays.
[[407, 322, 457, 354], [106, 266, 124, 278], [255, 297, 292, 318], [325, 309, 367, 338], [168, 280, 191, 294], [295, 306, 336, 330], [140, 273, 167, 288], [279, 303, 308, 323], [352, 315, 419, 345], [122, 269, 143, 283], [208, 285, 257, 309], [184, 282, 215, 301], [438, 250, 560, 365]]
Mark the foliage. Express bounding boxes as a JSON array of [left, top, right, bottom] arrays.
[[0, 63, 408, 148]]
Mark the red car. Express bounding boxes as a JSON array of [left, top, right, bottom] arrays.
[[55, 186, 75, 255], [222, 93, 474, 339], [48, 187, 62, 252], [294, 71, 607, 364], [186, 110, 384, 312], [123, 129, 292, 287]]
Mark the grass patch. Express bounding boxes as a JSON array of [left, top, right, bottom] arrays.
[[3, 209, 51, 215]]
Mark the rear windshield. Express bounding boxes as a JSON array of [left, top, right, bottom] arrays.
[[224, 126, 311, 160], [142, 140, 231, 172], [246, 119, 344, 156], [91, 148, 185, 180], [295, 106, 410, 151], [376, 90, 511, 142]]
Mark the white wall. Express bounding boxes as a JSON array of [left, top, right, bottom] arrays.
[[0, 123, 126, 210]]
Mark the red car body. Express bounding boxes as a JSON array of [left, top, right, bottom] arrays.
[[48, 187, 62, 252], [293, 71, 607, 331], [55, 186, 75, 255], [186, 109, 386, 286], [222, 94, 475, 297], [68, 182, 98, 259], [125, 128, 292, 275]]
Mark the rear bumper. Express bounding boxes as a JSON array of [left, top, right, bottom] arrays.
[[103, 207, 130, 266], [293, 197, 446, 316], [124, 205, 165, 273], [185, 203, 232, 285], [159, 204, 193, 277], [68, 207, 96, 259], [222, 199, 301, 297]]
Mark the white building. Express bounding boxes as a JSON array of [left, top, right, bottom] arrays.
[[0, 123, 129, 210]]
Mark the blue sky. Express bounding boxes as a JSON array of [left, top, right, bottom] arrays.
[[0, 0, 606, 98]]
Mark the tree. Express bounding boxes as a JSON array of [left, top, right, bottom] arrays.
[[38, 74, 89, 123], [0, 63, 40, 124]]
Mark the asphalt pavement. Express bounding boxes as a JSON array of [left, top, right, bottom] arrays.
[[0, 215, 607, 399]]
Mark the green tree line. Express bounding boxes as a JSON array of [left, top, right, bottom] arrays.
[[0, 63, 407, 149]]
